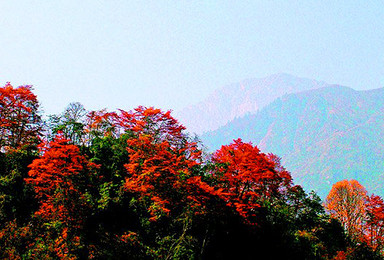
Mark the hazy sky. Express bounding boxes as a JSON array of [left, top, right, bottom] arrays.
[[1, 1, 383, 115]]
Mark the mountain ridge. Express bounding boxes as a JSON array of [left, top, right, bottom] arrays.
[[200, 85, 384, 197], [176, 73, 330, 134]]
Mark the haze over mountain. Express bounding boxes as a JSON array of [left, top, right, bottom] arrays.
[[201, 85, 384, 198], [176, 73, 329, 134]]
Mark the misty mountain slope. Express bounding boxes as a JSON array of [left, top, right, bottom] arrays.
[[176, 73, 329, 134], [201, 86, 384, 198]]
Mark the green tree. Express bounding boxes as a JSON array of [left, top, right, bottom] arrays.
[[48, 102, 87, 145]]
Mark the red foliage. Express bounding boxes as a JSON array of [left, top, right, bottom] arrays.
[[121, 107, 214, 221], [0, 82, 41, 150], [365, 194, 384, 251], [25, 135, 96, 227], [0, 220, 31, 260], [85, 109, 118, 138], [326, 180, 384, 254], [211, 138, 292, 222], [86, 106, 186, 142], [115, 106, 186, 144], [125, 135, 210, 220]]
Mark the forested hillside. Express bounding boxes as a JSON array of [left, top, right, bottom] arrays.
[[177, 73, 329, 134], [202, 86, 384, 198], [1, 83, 384, 259]]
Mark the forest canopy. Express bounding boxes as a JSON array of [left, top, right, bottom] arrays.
[[1, 83, 384, 259]]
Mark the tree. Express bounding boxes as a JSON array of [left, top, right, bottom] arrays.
[[24, 135, 98, 258], [48, 102, 87, 145], [26, 135, 96, 227], [0, 82, 42, 151], [365, 194, 384, 253], [120, 108, 206, 218], [211, 138, 292, 223], [0, 149, 38, 223], [0, 220, 31, 259], [115, 106, 187, 145], [85, 109, 118, 140], [85, 107, 214, 259], [325, 179, 368, 241]]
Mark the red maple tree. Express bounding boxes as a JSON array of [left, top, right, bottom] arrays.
[[0, 82, 41, 150], [211, 138, 292, 222], [365, 194, 384, 252], [114, 107, 216, 221], [25, 135, 96, 227]]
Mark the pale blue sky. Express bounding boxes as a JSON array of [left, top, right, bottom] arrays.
[[1, 1, 383, 115]]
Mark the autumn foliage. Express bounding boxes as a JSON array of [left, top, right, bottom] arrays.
[[365, 195, 384, 252], [121, 107, 208, 221], [325, 179, 384, 258], [211, 138, 292, 221], [325, 179, 368, 241], [1, 84, 383, 259], [25, 135, 96, 227], [0, 83, 41, 150]]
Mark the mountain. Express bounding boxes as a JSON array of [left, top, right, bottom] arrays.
[[176, 73, 329, 134], [201, 85, 384, 198]]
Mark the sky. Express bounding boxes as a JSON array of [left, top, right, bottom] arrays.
[[1, 1, 383, 115]]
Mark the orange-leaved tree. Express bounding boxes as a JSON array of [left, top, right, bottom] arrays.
[[0, 82, 42, 151], [114, 107, 222, 259], [325, 179, 368, 241], [25, 135, 96, 227], [211, 138, 292, 223], [85, 109, 118, 140], [25, 135, 98, 258], [119, 107, 215, 221], [365, 194, 384, 252], [115, 106, 186, 145]]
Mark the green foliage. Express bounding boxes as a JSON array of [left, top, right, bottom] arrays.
[[47, 102, 87, 145], [0, 101, 381, 259], [0, 150, 38, 224]]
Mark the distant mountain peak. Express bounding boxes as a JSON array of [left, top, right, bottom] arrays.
[[201, 85, 384, 198], [177, 73, 330, 134]]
